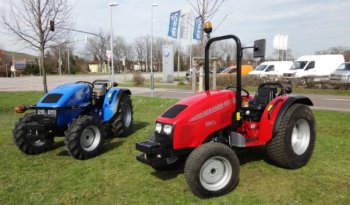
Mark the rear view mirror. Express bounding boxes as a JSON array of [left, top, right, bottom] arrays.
[[253, 39, 266, 58]]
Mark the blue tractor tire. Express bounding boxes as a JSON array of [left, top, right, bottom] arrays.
[[64, 115, 106, 160], [13, 113, 54, 155], [110, 94, 133, 137]]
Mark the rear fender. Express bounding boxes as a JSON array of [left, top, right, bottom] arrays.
[[272, 96, 313, 136], [249, 96, 313, 146], [102, 88, 131, 122]]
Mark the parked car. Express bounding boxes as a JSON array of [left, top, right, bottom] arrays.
[[330, 62, 350, 84], [216, 67, 227, 73], [249, 61, 293, 77], [282, 55, 344, 79], [218, 65, 253, 76]]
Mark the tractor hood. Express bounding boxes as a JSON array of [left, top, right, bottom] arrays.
[[36, 83, 91, 108], [155, 90, 236, 149], [157, 90, 236, 124]]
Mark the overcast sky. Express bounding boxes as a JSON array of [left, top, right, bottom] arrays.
[[1, 0, 350, 58]]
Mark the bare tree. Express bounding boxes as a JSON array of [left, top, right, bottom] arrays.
[[134, 38, 146, 71], [85, 31, 110, 72], [2, 0, 72, 93], [315, 46, 350, 61], [113, 36, 127, 73], [187, 0, 225, 52]]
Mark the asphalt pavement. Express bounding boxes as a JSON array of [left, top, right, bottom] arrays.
[[1, 74, 350, 113]]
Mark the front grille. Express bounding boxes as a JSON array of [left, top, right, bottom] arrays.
[[283, 73, 293, 78], [154, 133, 172, 148]]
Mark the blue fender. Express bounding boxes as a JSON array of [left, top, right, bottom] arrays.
[[102, 88, 131, 122]]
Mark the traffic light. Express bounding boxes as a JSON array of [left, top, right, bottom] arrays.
[[49, 20, 55, 32]]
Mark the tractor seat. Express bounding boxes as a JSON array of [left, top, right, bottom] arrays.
[[93, 83, 108, 99], [249, 86, 277, 112]]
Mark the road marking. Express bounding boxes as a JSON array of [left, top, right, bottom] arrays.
[[312, 107, 350, 112], [161, 90, 194, 94], [326, 98, 350, 102]]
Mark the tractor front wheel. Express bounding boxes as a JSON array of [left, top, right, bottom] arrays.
[[110, 94, 133, 137], [266, 104, 316, 169], [13, 113, 54, 155], [184, 142, 240, 198], [64, 115, 106, 160]]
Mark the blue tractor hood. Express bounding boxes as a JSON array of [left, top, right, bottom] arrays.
[[37, 83, 91, 108]]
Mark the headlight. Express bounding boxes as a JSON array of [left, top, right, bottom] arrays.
[[47, 110, 57, 116], [155, 123, 162, 133], [37, 109, 46, 115], [163, 124, 173, 135]]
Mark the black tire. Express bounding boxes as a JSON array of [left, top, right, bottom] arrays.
[[266, 104, 316, 169], [13, 113, 54, 155], [148, 133, 183, 171], [110, 94, 133, 137], [184, 142, 240, 198], [64, 115, 106, 160]]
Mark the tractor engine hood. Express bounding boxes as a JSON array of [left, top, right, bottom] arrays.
[[156, 90, 236, 150], [36, 83, 91, 108]]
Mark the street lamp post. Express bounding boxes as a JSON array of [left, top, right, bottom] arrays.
[[150, 3, 158, 91], [109, 2, 118, 84]]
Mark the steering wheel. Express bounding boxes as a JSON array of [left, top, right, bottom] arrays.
[[76, 81, 94, 88], [226, 86, 250, 98]]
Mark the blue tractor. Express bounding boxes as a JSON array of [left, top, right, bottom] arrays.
[[13, 80, 133, 160]]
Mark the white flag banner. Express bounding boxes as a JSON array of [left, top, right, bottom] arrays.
[[273, 34, 288, 50], [283, 35, 289, 50], [180, 13, 190, 39]]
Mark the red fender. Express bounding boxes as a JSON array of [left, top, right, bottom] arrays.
[[246, 96, 313, 147]]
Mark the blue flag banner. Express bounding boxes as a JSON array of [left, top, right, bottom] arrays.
[[193, 16, 203, 40], [167, 10, 181, 39]]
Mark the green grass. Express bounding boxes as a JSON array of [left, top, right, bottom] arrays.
[[0, 92, 349, 205]]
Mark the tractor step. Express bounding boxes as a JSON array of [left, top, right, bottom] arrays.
[[229, 132, 246, 147]]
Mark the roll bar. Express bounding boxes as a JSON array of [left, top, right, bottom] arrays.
[[204, 35, 243, 111]]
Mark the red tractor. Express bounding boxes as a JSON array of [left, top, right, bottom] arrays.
[[136, 34, 316, 198]]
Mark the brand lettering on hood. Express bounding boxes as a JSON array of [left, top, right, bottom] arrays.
[[189, 99, 233, 122]]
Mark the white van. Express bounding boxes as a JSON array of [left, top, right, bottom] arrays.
[[282, 55, 345, 79], [249, 61, 293, 78]]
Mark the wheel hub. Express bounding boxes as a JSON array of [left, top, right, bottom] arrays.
[[28, 130, 47, 146], [80, 125, 101, 151], [291, 119, 311, 155], [199, 156, 232, 191]]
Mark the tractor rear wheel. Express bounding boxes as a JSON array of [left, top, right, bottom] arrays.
[[13, 113, 54, 155], [64, 115, 106, 160], [110, 94, 133, 137], [184, 142, 240, 198], [266, 104, 316, 169]]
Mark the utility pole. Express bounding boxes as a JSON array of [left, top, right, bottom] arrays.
[[67, 46, 70, 74]]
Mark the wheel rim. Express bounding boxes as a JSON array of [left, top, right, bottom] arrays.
[[291, 119, 311, 155], [122, 103, 132, 128], [199, 156, 232, 191], [80, 125, 101, 151]]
